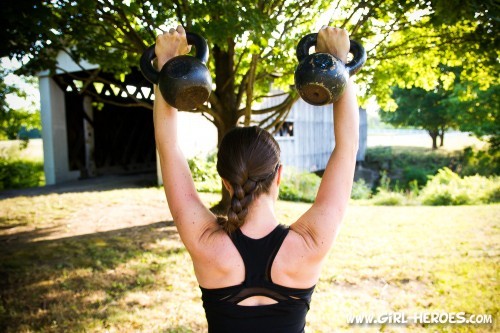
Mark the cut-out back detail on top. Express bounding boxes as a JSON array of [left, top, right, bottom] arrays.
[[199, 224, 316, 333]]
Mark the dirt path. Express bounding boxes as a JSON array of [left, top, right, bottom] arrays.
[[0, 173, 175, 244]]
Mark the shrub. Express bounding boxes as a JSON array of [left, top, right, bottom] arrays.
[[372, 189, 406, 206], [279, 169, 321, 203], [403, 166, 431, 187], [460, 146, 500, 177], [187, 153, 221, 193], [351, 179, 372, 200], [365, 146, 457, 189], [0, 157, 44, 190], [419, 167, 499, 205]]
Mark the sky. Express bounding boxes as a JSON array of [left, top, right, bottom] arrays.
[[2, 57, 40, 112]]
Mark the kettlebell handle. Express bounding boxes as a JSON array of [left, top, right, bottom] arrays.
[[140, 32, 209, 84], [296, 33, 367, 76]]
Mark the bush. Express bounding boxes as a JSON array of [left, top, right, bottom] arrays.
[[187, 153, 221, 193], [351, 179, 372, 199], [402, 166, 432, 187], [419, 167, 499, 205], [460, 146, 500, 176], [279, 169, 321, 203], [0, 157, 44, 190], [372, 189, 406, 206], [365, 146, 458, 189]]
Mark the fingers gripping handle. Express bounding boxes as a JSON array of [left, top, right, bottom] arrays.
[[296, 33, 366, 76], [139, 32, 209, 85]]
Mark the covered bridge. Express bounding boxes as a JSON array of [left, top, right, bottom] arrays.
[[38, 52, 366, 186]]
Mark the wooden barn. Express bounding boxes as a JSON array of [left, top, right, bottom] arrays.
[[257, 89, 367, 173]]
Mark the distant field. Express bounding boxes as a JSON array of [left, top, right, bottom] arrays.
[[0, 130, 487, 165], [0, 138, 44, 162], [368, 130, 486, 150]]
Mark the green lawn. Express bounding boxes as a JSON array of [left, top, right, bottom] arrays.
[[0, 190, 498, 332]]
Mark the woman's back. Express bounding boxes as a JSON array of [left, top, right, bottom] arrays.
[[200, 225, 315, 332]]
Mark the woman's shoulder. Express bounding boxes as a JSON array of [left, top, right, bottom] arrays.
[[191, 226, 246, 289]]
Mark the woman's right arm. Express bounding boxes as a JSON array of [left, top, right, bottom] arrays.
[[290, 27, 360, 260], [153, 26, 218, 255]]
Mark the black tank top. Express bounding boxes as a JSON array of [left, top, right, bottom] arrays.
[[199, 224, 316, 333]]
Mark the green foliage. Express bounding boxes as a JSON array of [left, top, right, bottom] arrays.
[[187, 153, 220, 193], [363, 146, 499, 205], [402, 166, 430, 188], [279, 169, 321, 203], [0, 108, 41, 142], [0, 156, 44, 190], [3, 0, 497, 126], [0, 66, 41, 141], [460, 146, 500, 177], [365, 146, 457, 190], [419, 167, 499, 205], [379, 66, 465, 149], [367, 0, 498, 111], [444, 83, 499, 141], [371, 189, 406, 206], [380, 61, 498, 147], [350, 179, 372, 200], [370, 170, 406, 205]]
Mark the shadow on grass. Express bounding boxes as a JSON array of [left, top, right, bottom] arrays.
[[0, 172, 158, 200], [0, 220, 185, 332], [0, 225, 64, 244]]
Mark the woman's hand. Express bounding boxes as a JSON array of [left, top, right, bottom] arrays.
[[315, 26, 350, 63], [155, 25, 192, 69]]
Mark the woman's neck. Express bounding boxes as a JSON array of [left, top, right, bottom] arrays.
[[240, 193, 278, 238]]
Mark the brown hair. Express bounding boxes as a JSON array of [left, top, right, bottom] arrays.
[[217, 126, 280, 234]]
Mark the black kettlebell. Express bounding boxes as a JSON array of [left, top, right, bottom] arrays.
[[140, 32, 212, 110], [294, 33, 367, 106]]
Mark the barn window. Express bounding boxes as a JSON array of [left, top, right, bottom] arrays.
[[275, 121, 294, 137]]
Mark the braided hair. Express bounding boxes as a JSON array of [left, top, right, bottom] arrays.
[[217, 126, 281, 234]]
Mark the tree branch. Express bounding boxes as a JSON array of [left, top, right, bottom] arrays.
[[108, 2, 147, 51]]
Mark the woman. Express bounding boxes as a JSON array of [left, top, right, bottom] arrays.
[[154, 25, 359, 332]]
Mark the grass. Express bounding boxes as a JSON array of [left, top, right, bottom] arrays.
[[1, 189, 498, 332]]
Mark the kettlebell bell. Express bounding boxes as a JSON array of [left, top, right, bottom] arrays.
[[140, 32, 212, 110], [294, 33, 366, 106]]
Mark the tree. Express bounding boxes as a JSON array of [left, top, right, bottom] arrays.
[[380, 85, 456, 149], [443, 80, 499, 144], [1, 0, 497, 207], [0, 67, 40, 142], [381, 64, 499, 149]]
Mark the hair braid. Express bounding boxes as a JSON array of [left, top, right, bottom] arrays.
[[217, 126, 281, 234], [225, 178, 259, 233]]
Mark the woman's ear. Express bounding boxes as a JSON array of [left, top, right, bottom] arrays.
[[276, 164, 283, 186], [222, 178, 233, 194]]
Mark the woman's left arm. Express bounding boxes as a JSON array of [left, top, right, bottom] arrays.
[[153, 26, 217, 254]]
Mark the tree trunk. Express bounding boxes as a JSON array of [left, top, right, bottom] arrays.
[[210, 122, 234, 215], [210, 40, 239, 214], [428, 130, 438, 150], [439, 129, 444, 147]]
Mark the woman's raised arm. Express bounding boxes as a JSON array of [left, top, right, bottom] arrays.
[[291, 27, 359, 259], [153, 26, 217, 254]]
